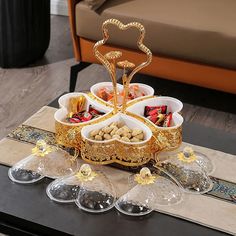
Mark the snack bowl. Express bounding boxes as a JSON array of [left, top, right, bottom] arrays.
[[55, 92, 113, 148], [127, 96, 183, 114], [127, 96, 183, 151], [90, 82, 154, 107], [80, 113, 158, 166]]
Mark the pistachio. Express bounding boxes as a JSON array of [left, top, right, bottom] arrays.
[[117, 121, 125, 128], [134, 133, 144, 140], [90, 129, 100, 137], [122, 132, 132, 138], [109, 122, 118, 128], [121, 137, 130, 142], [122, 125, 131, 133], [104, 127, 113, 134], [115, 128, 124, 136], [112, 134, 121, 139], [95, 135, 102, 141], [110, 126, 118, 136], [132, 129, 142, 137], [104, 134, 112, 140], [131, 137, 140, 142]]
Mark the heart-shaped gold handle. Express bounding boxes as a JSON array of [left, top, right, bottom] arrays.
[[93, 19, 152, 112]]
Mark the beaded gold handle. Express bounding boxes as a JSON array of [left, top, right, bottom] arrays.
[[93, 18, 152, 112]]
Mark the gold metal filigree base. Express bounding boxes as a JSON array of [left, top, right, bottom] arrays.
[[80, 136, 161, 167]]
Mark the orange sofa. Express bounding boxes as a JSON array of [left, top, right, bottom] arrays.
[[68, 0, 236, 94]]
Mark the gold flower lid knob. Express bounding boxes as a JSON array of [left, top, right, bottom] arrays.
[[177, 146, 197, 163], [32, 140, 53, 157], [75, 164, 97, 182], [134, 167, 157, 185]]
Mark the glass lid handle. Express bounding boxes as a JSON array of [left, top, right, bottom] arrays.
[[75, 164, 97, 182], [31, 139, 53, 157], [134, 167, 157, 185]]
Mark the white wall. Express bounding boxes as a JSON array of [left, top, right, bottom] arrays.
[[51, 0, 68, 16]]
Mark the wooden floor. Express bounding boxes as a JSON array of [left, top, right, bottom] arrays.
[[0, 15, 236, 141]]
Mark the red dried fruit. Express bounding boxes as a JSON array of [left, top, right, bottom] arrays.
[[163, 113, 172, 127], [144, 105, 167, 117], [89, 105, 105, 116], [68, 117, 81, 123]]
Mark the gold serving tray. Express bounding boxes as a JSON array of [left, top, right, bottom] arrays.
[[54, 19, 183, 167]]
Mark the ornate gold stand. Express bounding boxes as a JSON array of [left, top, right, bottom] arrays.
[[54, 19, 183, 167]]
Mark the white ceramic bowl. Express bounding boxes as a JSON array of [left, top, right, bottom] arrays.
[[55, 92, 113, 127], [90, 82, 154, 106], [80, 113, 156, 166], [81, 112, 152, 145], [126, 96, 183, 129]]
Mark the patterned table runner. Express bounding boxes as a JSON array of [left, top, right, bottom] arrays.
[[1, 106, 236, 235]]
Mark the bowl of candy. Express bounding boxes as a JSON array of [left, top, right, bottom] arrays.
[[127, 96, 183, 151], [80, 113, 157, 166], [90, 82, 154, 107], [55, 92, 113, 148]]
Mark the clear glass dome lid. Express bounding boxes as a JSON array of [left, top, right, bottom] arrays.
[[8, 154, 44, 184], [75, 164, 116, 213], [115, 167, 183, 216], [8, 140, 79, 184], [46, 173, 81, 203], [155, 146, 214, 194]]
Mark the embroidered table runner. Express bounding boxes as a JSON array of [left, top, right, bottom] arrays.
[[1, 106, 236, 235]]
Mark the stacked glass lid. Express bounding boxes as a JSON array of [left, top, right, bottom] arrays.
[[46, 164, 184, 215], [8, 140, 214, 215]]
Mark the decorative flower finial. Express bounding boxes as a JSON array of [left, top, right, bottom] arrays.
[[104, 51, 122, 60], [134, 167, 157, 185], [75, 164, 97, 182], [177, 146, 196, 163], [32, 140, 53, 157], [117, 60, 135, 69]]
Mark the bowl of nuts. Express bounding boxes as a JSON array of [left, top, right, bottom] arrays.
[[126, 96, 184, 151], [80, 113, 157, 166]]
